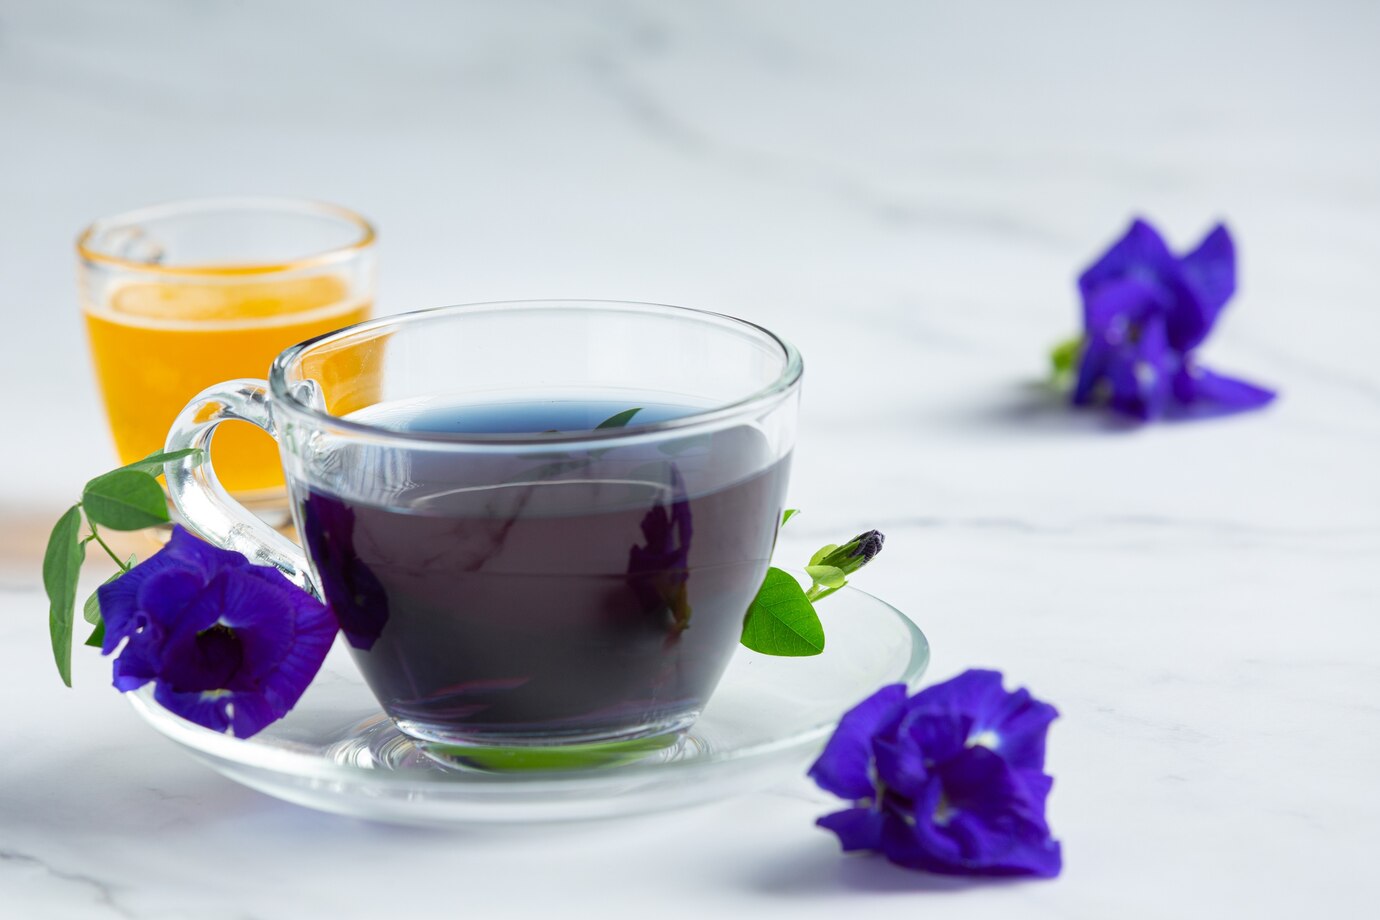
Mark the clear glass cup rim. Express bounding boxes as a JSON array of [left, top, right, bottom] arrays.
[[75, 196, 377, 276], [269, 299, 805, 449]]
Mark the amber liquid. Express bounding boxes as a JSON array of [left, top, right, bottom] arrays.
[[83, 274, 370, 494]]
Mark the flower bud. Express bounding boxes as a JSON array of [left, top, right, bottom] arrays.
[[819, 530, 885, 575]]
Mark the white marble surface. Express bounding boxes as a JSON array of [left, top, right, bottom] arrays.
[[2, 0, 1378, 916]]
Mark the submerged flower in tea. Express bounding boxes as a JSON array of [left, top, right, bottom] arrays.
[[300, 492, 389, 650], [810, 670, 1061, 878], [1069, 218, 1275, 420], [98, 526, 336, 738], [627, 463, 694, 636]]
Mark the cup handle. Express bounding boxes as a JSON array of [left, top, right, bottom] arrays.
[[163, 379, 319, 597]]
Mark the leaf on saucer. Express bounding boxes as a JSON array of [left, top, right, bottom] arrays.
[[741, 567, 825, 657]]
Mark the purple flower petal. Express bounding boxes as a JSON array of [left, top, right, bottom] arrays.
[[156, 618, 244, 693], [975, 690, 1060, 774], [100, 526, 337, 738], [243, 573, 337, 717], [909, 748, 1061, 877], [227, 692, 281, 739], [808, 683, 908, 801], [96, 558, 165, 655], [817, 807, 886, 852], [163, 524, 235, 572], [1172, 365, 1278, 417], [899, 711, 969, 766], [812, 670, 1062, 879], [882, 776, 965, 870], [913, 670, 1060, 773], [1069, 217, 1272, 421], [1071, 339, 1110, 407], [300, 494, 388, 650], [1077, 218, 1176, 306], [1133, 314, 1173, 419], [1015, 768, 1055, 814], [1073, 280, 1175, 420], [110, 634, 159, 691], [211, 569, 295, 682], [153, 683, 232, 734], [1105, 357, 1149, 420], [1173, 224, 1236, 349], [1083, 275, 1163, 343], [941, 747, 1045, 828], [136, 566, 213, 630], [871, 732, 930, 798]]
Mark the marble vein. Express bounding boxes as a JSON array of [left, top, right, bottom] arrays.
[[0, 850, 133, 919], [572, 28, 1070, 245]]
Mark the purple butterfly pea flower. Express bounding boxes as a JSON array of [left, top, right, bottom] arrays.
[[299, 492, 389, 650], [1073, 218, 1275, 420], [98, 526, 337, 738], [627, 463, 694, 636], [809, 670, 1062, 878]]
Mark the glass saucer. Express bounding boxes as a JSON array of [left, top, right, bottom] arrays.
[[127, 583, 929, 826]]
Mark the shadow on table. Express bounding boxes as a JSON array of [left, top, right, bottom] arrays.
[[744, 839, 1029, 897], [926, 381, 1142, 438]]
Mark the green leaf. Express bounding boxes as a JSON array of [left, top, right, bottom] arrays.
[[595, 407, 642, 429], [804, 564, 847, 589], [81, 585, 102, 625], [430, 733, 679, 772], [81, 469, 169, 531], [82, 560, 133, 625], [118, 448, 203, 477], [43, 505, 86, 687], [782, 508, 800, 526], [84, 619, 105, 649], [1050, 335, 1084, 383], [740, 567, 825, 657], [808, 544, 839, 567]]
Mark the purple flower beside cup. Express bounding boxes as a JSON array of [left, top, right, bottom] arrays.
[[810, 669, 1062, 878], [1072, 218, 1276, 420], [98, 526, 336, 739]]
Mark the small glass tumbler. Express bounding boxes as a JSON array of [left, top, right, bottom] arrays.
[[77, 197, 376, 507]]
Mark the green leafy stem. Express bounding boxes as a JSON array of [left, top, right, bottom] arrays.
[[1049, 334, 1085, 387], [739, 511, 885, 658], [43, 449, 203, 686]]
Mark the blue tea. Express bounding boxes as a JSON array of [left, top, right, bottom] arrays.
[[292, 398, 790, 745]]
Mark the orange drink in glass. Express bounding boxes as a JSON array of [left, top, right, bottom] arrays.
[[77, 199, 376, 502]]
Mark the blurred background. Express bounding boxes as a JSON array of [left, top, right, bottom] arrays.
[[4, 0, 1376, 506], [1, 2, 1378, 915]]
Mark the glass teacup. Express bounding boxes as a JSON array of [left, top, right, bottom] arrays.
[[164, 301, 802, 748]]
